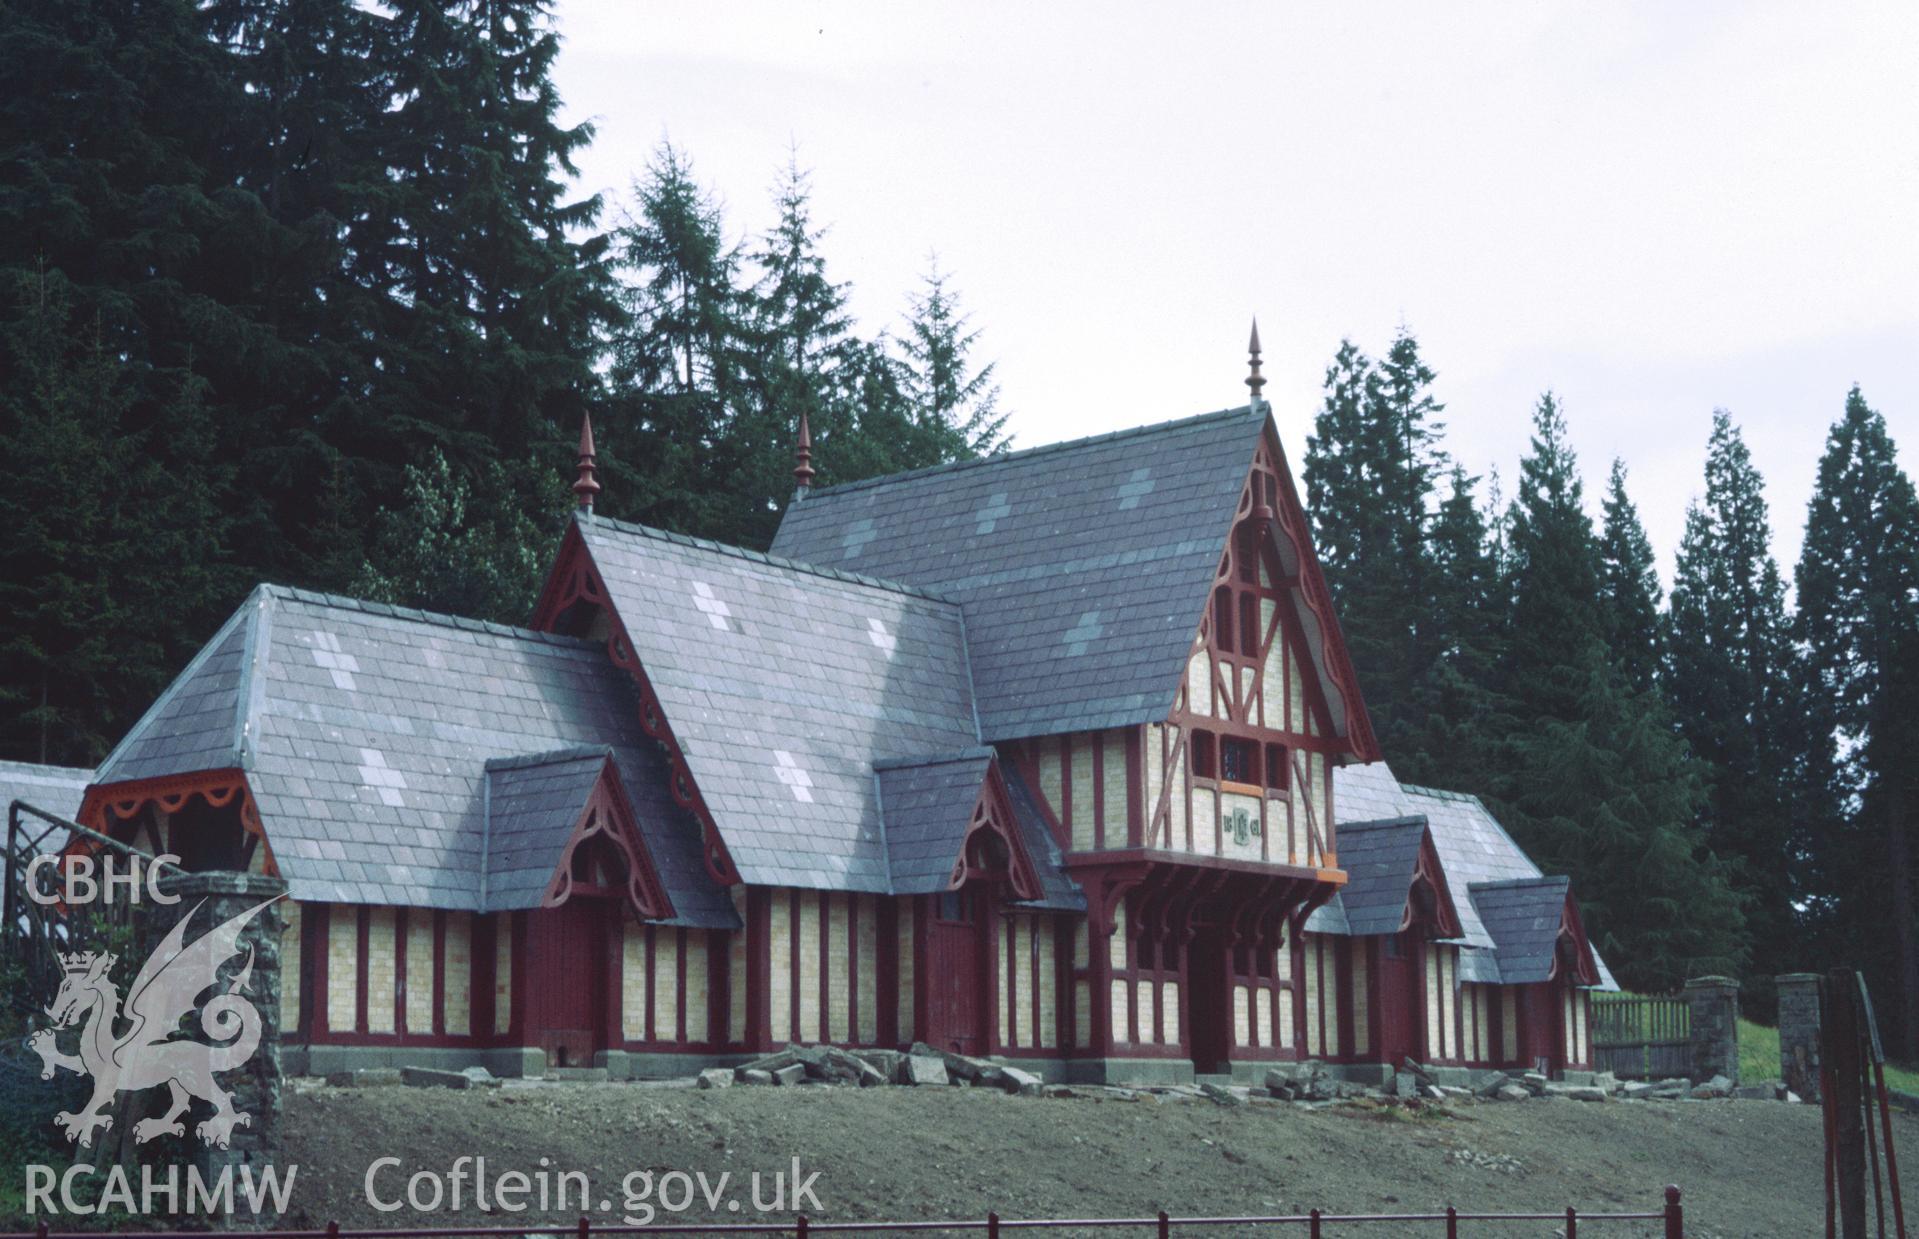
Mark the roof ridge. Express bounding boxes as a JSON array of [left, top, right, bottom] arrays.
[[1468, 875, 1569, 890], [485, 746, 614, 773], [799, 405, 1263, 500], [259, 583, 601, 649], [580, 515, 960, 604], [872, 748, 996, 772], [1399, 782, 1486, 805], [1337, 813, 1430, 833]]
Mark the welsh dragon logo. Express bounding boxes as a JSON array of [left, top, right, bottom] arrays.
[[25, 896, 279, 1150]]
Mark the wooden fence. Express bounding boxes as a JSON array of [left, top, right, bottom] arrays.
[[1592, 993, 1691, 1080]]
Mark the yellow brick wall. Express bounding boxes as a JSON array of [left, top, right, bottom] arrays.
[[1168, 741, 1188, 850], [365, 907, 396, 1033], [1234, 984, 1252, 1047], [997, 918, 1012, 1046], [652, 923, 677, 1041], [1006, 916, 1026, 1046], [1160, 979, 1180, 1045], [327, 907, 359, 1033], [826, 894, 850, 1041], [1136, 979, 1156, 1043], [856, 894, 878, 1043], [1255, 984, 1274, 1047], [444, 912, 471, 1036], [280, 902, 302, 1032], [1144, 725, 1165, 844], [1439, 946, 1458, 1060], [1259, 599, 1281, 728], [1186, 649, 1209, 715], [622, 922, 647, 1040], [797, 893, 821, 1042], [1276, 935, 1295, 1049], [1069, 740, 1095, 851], [489, 915, 509, 1035], [1193, 785, 1218, 856], [685, 931, 709, 1043], [1100, 730, 1126, 848], [1424, 946, 1440, 1056], [1500, 987, 1518, 1062], [770, 892, 792, 1041], [405, 910, 435, 1034], [1074, 980, 1091, 1047], [1110, 978, 1129, 1044], [1036, 735, 1062, 821], [1304, 936, 1322, 1057], [1036, 920, 1057, 1050]]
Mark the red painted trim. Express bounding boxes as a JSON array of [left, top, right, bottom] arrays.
[[394, 907, 409, 1036], [432, 911, 447, 1037], [311, 903, 331, 1039]]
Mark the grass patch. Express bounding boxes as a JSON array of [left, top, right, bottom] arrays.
[[1737, 1012, 1919, 1095]]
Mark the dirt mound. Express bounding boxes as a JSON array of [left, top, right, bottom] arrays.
[[278, 1080, 1913, 1238]]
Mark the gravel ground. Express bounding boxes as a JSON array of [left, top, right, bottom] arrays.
[[276, 1079, 1919, 1238]]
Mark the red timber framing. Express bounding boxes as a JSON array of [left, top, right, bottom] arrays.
[[530, 522, 740, 888], [538, 758, 673, 920], [299, 903, 507, 1051]]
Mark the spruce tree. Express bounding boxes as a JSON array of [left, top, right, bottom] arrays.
[[1596, 459, 1663, 694], [0, 267, 232, 763], [1665, 411, 1807, 1006], [1795, 386, 1919, 1054], [1304, 340, 1378, 591], [900, 258, 1009, 460], [1492, 393, 1746, 989], [606, 141, 754, 538]]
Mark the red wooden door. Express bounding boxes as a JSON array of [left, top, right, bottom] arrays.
[[1374, 934, 1419, 1065], [530, 900, 609, 1069], [924, 888, 989, 1055], [1187, 932, 1230, 1074]]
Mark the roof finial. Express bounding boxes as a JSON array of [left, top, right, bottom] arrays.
[[572, 412, 601, 513], [1245, 318, 1266, 406], [793, 410, 816, 499]]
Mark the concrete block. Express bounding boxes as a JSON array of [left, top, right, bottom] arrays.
[[738, 1069, 775, 1086], [326, 1068, 402, 1088], [905, 1054, 949, 1086], [773, 1063, 806, 1086], [1495, 1084, 1530, 1102], [696, 1067, 734, 1090], [401, 1065, 493, 1090], [1003, 1067, 1044, 1096]]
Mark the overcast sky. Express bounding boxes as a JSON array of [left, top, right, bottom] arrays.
[[552, 1, 1916, 586]]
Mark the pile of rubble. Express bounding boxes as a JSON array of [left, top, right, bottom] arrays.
[[700, 1043, 1045, 1095]]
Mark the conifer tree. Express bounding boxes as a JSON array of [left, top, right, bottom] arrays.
[[900, 258, 1009, 460], [606, 141, 754, 538], [1665, 411, 1808, 1005], [1795, 387, 1919, 1054], [1304, 340, 1378, 589], [1492, 393, 1746, 989], [0, 268, 232, 763], [1596, 459, 1663, 694]]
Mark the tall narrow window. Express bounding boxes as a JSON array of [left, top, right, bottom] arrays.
[[1191, 731, 1217, 780], [1213, 586, 1233, 650], [1221, 738, 1256, 785], [1265, 744, 1289, 790], [1239, 592, 1259, 656]]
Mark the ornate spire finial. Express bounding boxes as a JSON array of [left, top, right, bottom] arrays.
[[793, 410, 816, 497], [1245, 318, 1266, 404], [572, 413, 601, 512]]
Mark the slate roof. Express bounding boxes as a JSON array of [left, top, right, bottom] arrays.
[[1319, 762, 1618, 989], [770, 407, 1269, 741], [0, 759, 94, 854], [876, 753, 994, 895], [1330, 817, 1431, 937], [576, 517, 979, 893], [483, 748, 615, 913], [1469, 876, 1578, 985], [91, 585, 735, 927]]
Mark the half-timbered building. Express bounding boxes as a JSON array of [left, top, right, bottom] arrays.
[[54, 362, 1615, 1085]]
